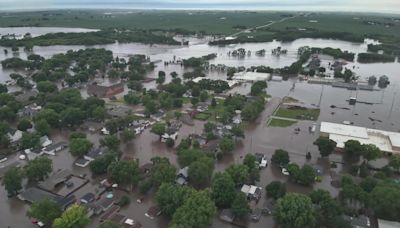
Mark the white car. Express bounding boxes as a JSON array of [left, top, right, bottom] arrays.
[[281, 168, 289, 176]]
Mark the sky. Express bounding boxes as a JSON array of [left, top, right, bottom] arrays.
[[0, 0, 400, 14]]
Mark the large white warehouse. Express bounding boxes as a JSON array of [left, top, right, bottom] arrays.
[[320, 122, 400, 154]]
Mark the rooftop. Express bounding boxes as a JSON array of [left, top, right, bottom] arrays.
[[321, 122, 400, 154]]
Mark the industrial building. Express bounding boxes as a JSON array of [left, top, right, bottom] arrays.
[[320, 122, 400, 154]]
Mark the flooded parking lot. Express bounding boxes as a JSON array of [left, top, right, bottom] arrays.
[[0, 28, 399, 227]]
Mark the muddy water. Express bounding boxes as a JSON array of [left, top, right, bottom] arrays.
[[0, 28, 399, 227]]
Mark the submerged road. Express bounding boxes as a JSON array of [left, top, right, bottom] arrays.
[[228, 14, 300, 38]]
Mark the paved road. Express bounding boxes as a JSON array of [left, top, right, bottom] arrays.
[[228, 14, 299, 38]]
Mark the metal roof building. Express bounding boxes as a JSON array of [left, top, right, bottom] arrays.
[[320, 122, 400, 154]]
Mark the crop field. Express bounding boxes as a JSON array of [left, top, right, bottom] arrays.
[[0, 10, 398, 39]]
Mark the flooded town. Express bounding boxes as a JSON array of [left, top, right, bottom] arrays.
[[0, 4, 400, 228]]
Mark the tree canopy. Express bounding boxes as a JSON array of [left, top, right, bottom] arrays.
[[53, 204, 90, 228], [28, 198, 62, 226], [274, 193, 316, 228]]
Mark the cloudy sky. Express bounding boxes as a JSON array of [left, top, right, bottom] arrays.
[[0, 0, 399, 13]]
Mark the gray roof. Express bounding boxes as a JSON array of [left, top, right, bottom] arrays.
[[38, 170, 72, 191], [44, 141, 67, 151], [86, 148, 105, 159], [220, 209, 235, 223], [343, 215, 370, 228], [18, 187, 57, 203]]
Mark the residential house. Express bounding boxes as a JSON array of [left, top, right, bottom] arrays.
[[97, 197, 115, 212], [42, 142, 67, 156], [7, 129, 22, 146], [24, 148, 44, 160], [81, 121, 103, 132], [145, 206, 162, 220], [150, 111, 165, 122], [201, 139, 220, 153], [75, 158, 91, 168], [241, 184, 262, 202], [84, 148, 105, 161], [18, 103, 42, 118], [378, 219, 400, 228], [87, 83, 124, 98], [219, 209, 235, 223], [176, 166, 189, 185], [38, 170, 72, 192], [123, 218, 142, 228], [107, 105, 132, 118], [15, 90, 38, 105], [18, 187, 75, 211], [343, 215, 371, 228], [80, 193, 95, 204], [40, 135, 52, 148]]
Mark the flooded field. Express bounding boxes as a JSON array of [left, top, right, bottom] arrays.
[[0, 27, 399, 228]]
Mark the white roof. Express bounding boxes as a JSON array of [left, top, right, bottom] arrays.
[[378, 219, 400, 228], [233, 72, 271, 81], [320, 122, 369, 139], [321, 122, 400, 154], [240, 184, 251, 194]]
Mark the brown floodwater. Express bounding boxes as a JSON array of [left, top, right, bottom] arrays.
[[0, 28, 399, 227]]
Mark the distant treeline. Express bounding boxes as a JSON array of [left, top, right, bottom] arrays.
[[0, 29, 180, 47], [209, 30, 364, 45], [368, 43, 400, 56], [357, 53, 395, 63], [310, 47, 355, 62]]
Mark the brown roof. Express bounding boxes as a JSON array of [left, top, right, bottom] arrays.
[[87, 83, 124, 98]]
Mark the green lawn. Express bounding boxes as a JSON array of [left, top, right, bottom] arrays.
[[268, 118, 297, 127], [275, 107, 320, 121], [195, 112, 211, 121]]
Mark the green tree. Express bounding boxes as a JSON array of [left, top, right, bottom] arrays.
[[309, 189, 343, 227], [362, 144, 382, 162], [219, 136, 235, 153], [35, 109, 60, 128], [108, 160, 140, 186], [53, 204, 90, 228], [344, 140, 363, 159], [100, 135, 120, 151], [34, 119, 51, 136], [120, 129, 134, 143], [151, 122, 166, 140], [389, 155, 400, 171], [20, 132, 41, 149], [314, 137, 337, 157], [211, 172, 236, 208], [2, 166, 23, 196], [226, 164, 249, 186], [89, 153, 117, 175], [231, 125, 245, 139], [92, 106, 106, 121], [243, 154, 260, 183], [28, 198, 62, 226], [188, 156, 214, 187], [370, 184, 400, 221], [37, 81, 57, 93], [25, 156, 52, 182], [151, 157, 176, 187], [250, 81, 267, 96], [156, 183, 192, 217], [69, 138, 93, 157], [17, 118, 32, 131], [274, 193, 316, 228], [171, 190, 216, 228], [266, 181, 286, 199], [271, 149, 290, 166], [232, 192, 251, 218], [360, 176, 378, 193]]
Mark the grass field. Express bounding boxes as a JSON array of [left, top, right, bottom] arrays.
[[275, 107, 320, 121], [195, 112, 211, 121], [0, 10, 399, 39], [268, 118, 297, 127]]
